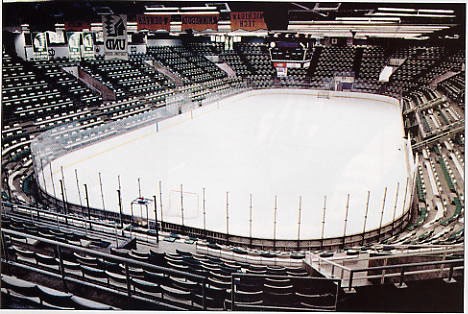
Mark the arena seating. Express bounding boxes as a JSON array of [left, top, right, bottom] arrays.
[[235, 43, 276, 83], [2, 209, 336, 310], [384, 47, 446, 97], [352, 46, 385, 93], [187, 42, 224, 56], [32, 60, 102, 108], [1, 33, 465, 311], [2, 53, 75, 123], [148, 46, 227, 85], [221, 50, 252, 77], [83, 58, 166, 98], [310, 46, 356, 83], [439, 71, 465, 104], [1, 274, 116, 309]]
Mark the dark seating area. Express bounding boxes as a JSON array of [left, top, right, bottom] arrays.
[[1, 274, 116, 309], [228, 273, 338, 310], [439, 71, 465, 105]]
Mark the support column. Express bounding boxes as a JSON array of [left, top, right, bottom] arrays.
[[137, 178, 142, 219], [40, 158, 48, 196], [202, 187, 206, 232], [378, 187, 388, 241], [399, 177, 410, 232], [342, 194, 350, 249], [273, 195, 278, 249], [320, 195, 327, 249], [153, 195, 159, 243], [401, 177, 410, 217], [361, 191, 371, 246], [392, 182, 400, 235], [98, 172, 105, 211], [297, 196, 302, 249], [60, 166, 68, 203], [225, 192, 230, 236], [117, 189, 123, 228], [249, 193, 253, 246], [408, 173, 417, 222], [159, 180, 164, 231], [49, 162, 57, 200], [74, 169, 83, 207], [59, 179, 68, 225], [84, 184, 91, 229], [180, 184, 184, 226]]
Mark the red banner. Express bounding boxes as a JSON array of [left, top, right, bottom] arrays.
[[273, 62, 286, 68], [230, 11, 267, 31], [181, 14, 218, 31], [136, 14, 171, 31], [64, 21, 90, 31]]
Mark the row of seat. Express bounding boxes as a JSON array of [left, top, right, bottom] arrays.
[[1, 275, 115, 310]]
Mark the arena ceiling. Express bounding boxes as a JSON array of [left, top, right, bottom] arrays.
[[2, 1, 465, 39]]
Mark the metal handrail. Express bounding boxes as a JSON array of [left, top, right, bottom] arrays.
[[1, 228, 205, 282], [311, 245, 463, 266], [313, 256, 351, 272], [347, 257, 463, 291], [2, 201, 116, 229], [2, 227, 210, 309], [351, 258, 464, 274]]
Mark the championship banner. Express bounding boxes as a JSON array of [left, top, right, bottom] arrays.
[[102, 14, 128, 60], [31, 32, 49, 60], [136, 14, 171, 31], [65, 21, 90, 31], [67, 32, 82, 60], [181, 14, 218, 31], [230, 11, 267, 31], [82, 31, 95, 59]]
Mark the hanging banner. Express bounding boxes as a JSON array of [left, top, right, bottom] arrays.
[[31, 32, 49, 60], [95, 31, 104, 43], [181, 14, 218, 31], [82, 31, 95, 59], [67, 32, 82, 60], [47, 30, 65, 44], [65, 21, 90, 31], [230, 11, 267, 31], [136, 14, 171, 31], [102, 14, 128, 60]]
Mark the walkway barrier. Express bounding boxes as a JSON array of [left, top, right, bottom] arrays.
[[308, 245, 463, 291]]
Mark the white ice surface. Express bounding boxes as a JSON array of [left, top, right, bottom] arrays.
[[40, 89, 411, 239]]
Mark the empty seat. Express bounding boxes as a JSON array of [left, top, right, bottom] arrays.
[[36, 285, 73, 308], [131, 278, 162, 294], [70, 295, 114, 310]]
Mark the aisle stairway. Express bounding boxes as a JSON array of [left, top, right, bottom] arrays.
[[215, 62, 237, 77], [148, 60, 184, 87], [430, 71, 460, 88]]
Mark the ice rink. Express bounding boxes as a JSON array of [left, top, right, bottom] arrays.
[[40, 89, 413, 239]]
